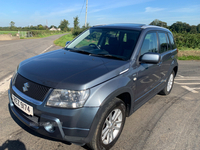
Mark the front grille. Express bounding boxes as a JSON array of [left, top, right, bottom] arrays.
[[14, 74, 50, 101], [10, 89, 39, 125]]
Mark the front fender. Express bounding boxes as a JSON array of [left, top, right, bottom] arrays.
[[83, 73, 135, 142], [84, 73, 134, 107]]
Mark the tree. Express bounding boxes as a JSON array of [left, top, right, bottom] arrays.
[[59, 19, 69, 31], [169, 21, 191, 33], [10, 21, 15, 30], [149, 19, 167, 28], [37, 24, 44, 30], [73, 16, 80, 30], [82, 23, 90, 29], [190, 25, 197, 34], [197, 24, 200, 33], [49, 25, 57, 29]]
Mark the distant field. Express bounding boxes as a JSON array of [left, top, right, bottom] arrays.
[[0, 30, 66, 39], [0, 31, 18, 36]]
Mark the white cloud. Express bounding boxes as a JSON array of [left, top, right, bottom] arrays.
[[145, 7, 165, 13]]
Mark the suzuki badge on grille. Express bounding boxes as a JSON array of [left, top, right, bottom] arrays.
[[23, 82, 29, 92]]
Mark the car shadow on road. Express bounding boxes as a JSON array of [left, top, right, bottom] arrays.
[[8, 104, 72, 146], [0, 139, 26, 150]]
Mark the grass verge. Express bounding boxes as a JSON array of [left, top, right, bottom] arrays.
[[54, 34, 74, 47], [0, 31, 18, 36], [0, 30, 68, 39], [178, 49, 200, 60], [178, 55, 200, 60], [26, 32, 69, 39]]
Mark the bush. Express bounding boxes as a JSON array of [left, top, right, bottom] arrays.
[[72, 26, 90, 37], [72, 28, 85, 36], [31, 30, 65, 37], [173, 33, 200, 49]]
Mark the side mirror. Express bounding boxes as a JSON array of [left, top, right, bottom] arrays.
[[65, 41, 71, 47], [140, 53, 160, 64]]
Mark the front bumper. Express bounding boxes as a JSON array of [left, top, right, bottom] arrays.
[[8, 88, 99, 144]]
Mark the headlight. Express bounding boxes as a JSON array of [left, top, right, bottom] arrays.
[[46, 89, 90, 108], [11, 67, 18, 84]]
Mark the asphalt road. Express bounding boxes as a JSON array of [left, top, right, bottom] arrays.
[[0, 37, 200, 150]]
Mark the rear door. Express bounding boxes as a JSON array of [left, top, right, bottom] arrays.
[[157, 32, 173, 80]]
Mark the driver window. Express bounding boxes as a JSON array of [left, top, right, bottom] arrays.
[[75, 31, 102, 48], [140, 32, 158, 56]]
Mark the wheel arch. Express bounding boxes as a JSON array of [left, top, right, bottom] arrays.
[[173, 66, 178, 77], [100, 87, 133, 117]]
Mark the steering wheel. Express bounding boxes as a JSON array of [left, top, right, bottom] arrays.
[[89, 43, 100, 49]]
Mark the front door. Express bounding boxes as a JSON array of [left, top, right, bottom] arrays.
[[134, 32, 161, 108]]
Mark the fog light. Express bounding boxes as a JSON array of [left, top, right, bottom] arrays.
[[44, 122, 55, 133]]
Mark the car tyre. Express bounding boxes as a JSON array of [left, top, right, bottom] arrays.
[[87, 97, 126, 150], [159, 71, 175, 95]]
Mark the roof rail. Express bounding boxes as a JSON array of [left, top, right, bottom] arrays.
[[141, 25, 167, 29], [92, 24, 107, 27]]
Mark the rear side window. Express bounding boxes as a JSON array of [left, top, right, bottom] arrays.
[[158, 32, 169, 53], [168, 33, 176, 49], [140, 32, 158, 56]]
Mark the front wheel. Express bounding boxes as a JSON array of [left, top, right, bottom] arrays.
[[87, 98, 126, 150], [159, 71, 175, 95]]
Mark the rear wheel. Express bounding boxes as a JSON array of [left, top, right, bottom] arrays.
[[87, 98, 126, 150], [159, 71, 175, 95]]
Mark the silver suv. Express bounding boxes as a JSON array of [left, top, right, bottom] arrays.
[[8, 24, 178, 150]]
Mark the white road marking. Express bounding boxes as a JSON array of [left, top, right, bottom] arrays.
[[174, 82, 200, 85], [178, 75, 184, 78], [0, 75, 12, 94], [0, 45, 53, 95], [175, 79, 200, 80], [176, 77, 200, 79], [181, 86, 199, 93], [175, 75, 200, 93], [39, 45, 53, 54], [161, 72, 166, 76]]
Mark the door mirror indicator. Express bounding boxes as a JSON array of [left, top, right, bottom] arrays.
[[65, 41, 71, 47]]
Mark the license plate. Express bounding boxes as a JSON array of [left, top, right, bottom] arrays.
[[12, 94, 33, 116]]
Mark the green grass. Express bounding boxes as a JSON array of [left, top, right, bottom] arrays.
[[0, 31, 18, 36], [178, 47, 200, 51], [54, 34, 74, 47], [32, 32, 67, 38], [0, 30, 67, 39], [178, 55, 200, 60]]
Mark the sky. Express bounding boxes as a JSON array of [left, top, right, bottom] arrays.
[[0, 0, 200, 27]]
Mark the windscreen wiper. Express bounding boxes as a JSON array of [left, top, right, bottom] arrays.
[[67, 49, 92, 55], [91, 54, 125, 60]]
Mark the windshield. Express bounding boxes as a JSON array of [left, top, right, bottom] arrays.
[[66, 28, 141, 60]]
